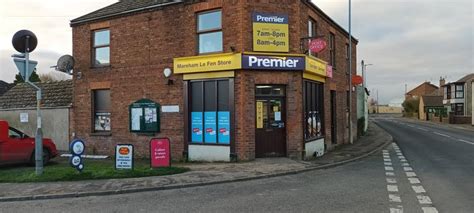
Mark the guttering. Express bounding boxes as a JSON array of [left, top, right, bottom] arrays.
[[70, 0, 183, 26]]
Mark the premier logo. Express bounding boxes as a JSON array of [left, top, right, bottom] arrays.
[[247, 56, 300, 69]]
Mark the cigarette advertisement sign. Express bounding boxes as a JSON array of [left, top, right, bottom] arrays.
[[217, 111, 230, 144], [115, 144, 133, 170], [191, 112, 203, 143], [256, 101, 264, 129], [252, 12, 289, 52], [150, 138, 171, 168], [204, 112, 217, 143]]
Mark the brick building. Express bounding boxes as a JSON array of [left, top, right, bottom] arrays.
[[70, 0, 358, 161]]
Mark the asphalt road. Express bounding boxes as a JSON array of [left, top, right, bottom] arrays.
[[373, 114, 474, 213], [1, 115, 472, 212]]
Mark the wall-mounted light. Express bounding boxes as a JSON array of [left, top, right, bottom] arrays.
[[163, 67, 173, 85]]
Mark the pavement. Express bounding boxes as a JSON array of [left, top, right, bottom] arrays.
[[0, 121, 392, 202]]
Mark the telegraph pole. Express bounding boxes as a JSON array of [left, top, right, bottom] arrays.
[[348, 0, 353, 144]]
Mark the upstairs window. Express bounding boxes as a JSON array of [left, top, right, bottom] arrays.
[[308, 18, 317, 57], [446, 86, 451, 99], [455, 84, 464, 98], [329, 33, 336, 68], [93, 29, 110, 66], [197, 10, 223, 54]]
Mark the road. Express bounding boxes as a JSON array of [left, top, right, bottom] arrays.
[[373, 114, 474, 213], [1, 115, 472, 212]]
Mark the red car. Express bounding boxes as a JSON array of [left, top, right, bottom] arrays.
[[0, 120, 58, 166]]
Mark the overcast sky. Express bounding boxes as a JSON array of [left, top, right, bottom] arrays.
[[0, 0, 472, 105]]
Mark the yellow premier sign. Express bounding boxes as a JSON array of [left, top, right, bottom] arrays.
[[305, 56, 327, 77], [174, 53, 242, 74], [253, 12, 289, 52]]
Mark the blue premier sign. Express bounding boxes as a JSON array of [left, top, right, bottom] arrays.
[[242, 54, 305, 71]]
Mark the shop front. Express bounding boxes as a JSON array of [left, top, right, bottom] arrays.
[[174, 52, 329, 161]]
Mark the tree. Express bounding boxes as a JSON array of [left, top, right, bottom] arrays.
[[402, 98, 419, 117], [13, 71, 41, 84]]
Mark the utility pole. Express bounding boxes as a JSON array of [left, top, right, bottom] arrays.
[[377, 89, 379, 114], [348, 0, 353, 144]]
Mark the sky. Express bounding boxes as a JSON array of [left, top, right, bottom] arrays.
[[0, 0, 472, 105]]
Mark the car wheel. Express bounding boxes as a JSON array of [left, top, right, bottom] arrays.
[[29, 149, 51, 166]]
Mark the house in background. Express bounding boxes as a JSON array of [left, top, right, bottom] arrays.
[[405, 81, 440, 101], [442, 74, 473, 124], [419, 96, 444, 121], [0, 80, 73, 151], [0, 80, 13, 96]]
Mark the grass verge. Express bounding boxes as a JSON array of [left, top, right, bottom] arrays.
[[0, 158, 189, 183]]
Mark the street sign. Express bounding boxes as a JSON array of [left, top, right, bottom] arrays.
[[69, 139, 85, 172], [13, 58, 37, 81], [309, 38, 327, 53], [115, 144, 134, 170], [150, 138, 171, 168]]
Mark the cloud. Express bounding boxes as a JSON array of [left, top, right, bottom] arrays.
[[313, 0, 473, 104]]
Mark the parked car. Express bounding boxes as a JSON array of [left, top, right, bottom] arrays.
[[0, 120, 58, 166]]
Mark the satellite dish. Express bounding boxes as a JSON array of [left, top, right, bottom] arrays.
[[12, 30, 38, 53], [56, 55, 75, 74]]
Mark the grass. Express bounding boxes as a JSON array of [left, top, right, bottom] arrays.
[[0, 158, 189, 183]]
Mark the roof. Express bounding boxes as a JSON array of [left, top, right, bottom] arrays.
[[69, 0, 358, 42], [406, 82, 438, 95], [442, 74, 474, 87], [421, 96, 443, 107], [0, 80, 13, 96], [0, 80, 72, 109], [70, 0, 182, 26]]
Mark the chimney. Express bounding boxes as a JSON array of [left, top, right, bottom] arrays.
[[439, 77, 445, 96]]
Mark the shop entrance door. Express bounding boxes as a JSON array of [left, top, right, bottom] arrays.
[[255, 85, 286, 158]]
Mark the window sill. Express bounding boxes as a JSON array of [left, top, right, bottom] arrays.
[[304, 136, 325, 143], [90, 132, 112, 137], [90, 65, 111, 70]]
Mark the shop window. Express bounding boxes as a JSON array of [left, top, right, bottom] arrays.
[[93, 89, 111, 132], [304, 81, 324, 141], [329, 33, 336, 68], [197, 10, 223, 54], [455, 84, 464, 98], [92, 29, 110, 66], [190, 80, 230, 144]]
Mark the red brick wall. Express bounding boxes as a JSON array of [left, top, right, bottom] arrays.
[[71, 0, 358, 160]]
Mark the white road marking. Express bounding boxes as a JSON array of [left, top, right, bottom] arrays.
[[412, 185, 426, 193], [387, 185, 399, 192], [398, 156, 406, 160], [417, 195, 432, 204], [400, 159, 407, 162], [396, 153, 403, 156], [401, 163, 410, 167], [386, 178, 397, 184], [457, 139, 474, 146], [385, 166, 394, 171], [403, 167, 413, 171], [422, 207, 439, 213], [384, 162, 393, 166], [390, 206, 404, 213], [433, 132, 451, 138], [384, 158, 392, 162], [408, 178, 420, 184], [406, 172, 417, 177], [417, 127, 429, 131], [386, 172, 395, 176], [389, 194, 402, 203]]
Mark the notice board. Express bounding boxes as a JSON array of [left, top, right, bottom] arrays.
[[129, 99, 160, 133]]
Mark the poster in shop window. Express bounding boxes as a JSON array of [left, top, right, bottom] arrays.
[[218, 111, 230, 144], [204, 111, 217, 143], [191, 112, 203, 143], [131, 108, 142, 131]]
